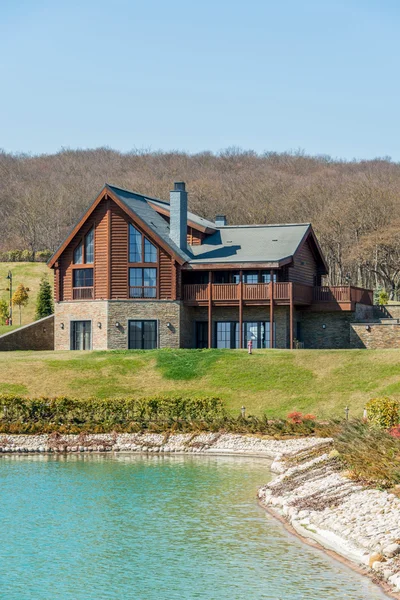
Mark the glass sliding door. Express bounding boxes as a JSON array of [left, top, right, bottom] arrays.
[[128, 320, 157, 349], [215, 321, 275, 349], [71, 321, 92, 350]]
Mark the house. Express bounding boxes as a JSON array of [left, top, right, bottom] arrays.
[[48, 182, 374, 351]]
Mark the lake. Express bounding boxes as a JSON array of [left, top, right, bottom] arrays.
[[0, 454, 389, 599]]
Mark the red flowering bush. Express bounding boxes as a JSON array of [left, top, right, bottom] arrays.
[[389, 425, 400, 439], [303, 414, 316, 421], [287, 411, 304, 424]]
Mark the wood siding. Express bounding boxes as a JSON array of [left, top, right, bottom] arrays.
[[110, 201, 129, 299], [187, 227, 205, 245], [159, 249, 173, 299], [289, 238, 317, 286], [57, 197, 178, 302]]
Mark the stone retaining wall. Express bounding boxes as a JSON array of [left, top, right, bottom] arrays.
[[0, 315, 54, 351], [351, 322, 400, 349]]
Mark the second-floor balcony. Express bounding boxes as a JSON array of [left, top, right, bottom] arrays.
[[182, 282, 373, 310]]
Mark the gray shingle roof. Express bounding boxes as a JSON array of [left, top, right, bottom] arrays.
[[147, 198, 217, 230], [188, 224, 311, 264], [107, 185, 192, 262]]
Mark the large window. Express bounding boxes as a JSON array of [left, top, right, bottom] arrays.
[[128, 320, 157, 349], [129, 224, 157, 263], [215, 321, 275, 349], [74, 228, 94, 264], [71, 321, 92, 350], [73, 243, 83, 264], [73, 268, 93, 288], [129, 268, 157, 298], [85, 228, 94, 263]]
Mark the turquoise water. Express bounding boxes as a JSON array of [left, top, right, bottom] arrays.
[[0, 454, 389, 600]]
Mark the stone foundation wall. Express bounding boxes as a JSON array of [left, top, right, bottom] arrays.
[[0, 315, 54, 351], [351, 323, 400, 349], [107, 301, 181, 349], [297, 311, 353, 349], [54, 301, 108, 350]]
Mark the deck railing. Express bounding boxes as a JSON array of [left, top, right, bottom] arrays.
[[73, 287, 94, 300], [183, 282, 373, 306]]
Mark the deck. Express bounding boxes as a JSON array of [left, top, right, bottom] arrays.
[[182, 283, 373, 311]]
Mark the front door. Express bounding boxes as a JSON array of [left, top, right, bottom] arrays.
[[71, 321, 92, 350]]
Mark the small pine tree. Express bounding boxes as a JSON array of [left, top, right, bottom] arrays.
[[35, 277, 54, 320], [12, 284, 29, 326]]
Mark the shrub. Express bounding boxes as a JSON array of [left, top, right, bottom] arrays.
[[378, 290, 389, 305], [0, 394, 227, 433], [389, 425, 400, 439], [332, 419, 400, 486], [366, 396, 400, 429], [287, 411, 303, 424], [303, 414, 316, 421]]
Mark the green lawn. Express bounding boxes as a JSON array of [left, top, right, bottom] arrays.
[[0, 348, 399, 419], [0, 262, 50, 331]]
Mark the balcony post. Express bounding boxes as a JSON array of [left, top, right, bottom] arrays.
[[289, 282, 294, 349], [208, 271, 212, 348], [239, 270, 243, 348], [270, 270, 274, 349]]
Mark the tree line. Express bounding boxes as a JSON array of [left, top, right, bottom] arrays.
[[1, 146, 400, 293]]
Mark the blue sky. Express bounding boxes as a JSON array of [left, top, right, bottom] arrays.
[[1, 0, 399, 159]]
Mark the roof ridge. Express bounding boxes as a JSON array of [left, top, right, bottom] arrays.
[[106, 183, 164, 204]]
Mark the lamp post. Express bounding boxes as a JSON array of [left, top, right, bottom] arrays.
[[6, 271, 12, 326]]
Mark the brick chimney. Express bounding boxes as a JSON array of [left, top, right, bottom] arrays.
[[170, 181, 187, 250]]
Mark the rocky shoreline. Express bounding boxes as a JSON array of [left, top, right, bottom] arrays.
[[2, 432, 400, 597], [258, 442, 400, 599]]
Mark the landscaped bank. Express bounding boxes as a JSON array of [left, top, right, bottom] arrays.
[[0, 431, 399, 597]]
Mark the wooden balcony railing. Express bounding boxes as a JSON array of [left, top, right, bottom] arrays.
[[243, 283, 270, 300], [73, 287, 94, 300], [212, 283, 238, 300], [183, 283, 374, 306], [183, 284, 209, 302], [312, 286, 373, 305]]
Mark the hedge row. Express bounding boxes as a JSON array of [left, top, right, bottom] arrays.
[[0, 395, 226, 433], [0, 249, 52, 263]]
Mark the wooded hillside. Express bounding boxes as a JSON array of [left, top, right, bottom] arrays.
[[1, 147, 400, 291]]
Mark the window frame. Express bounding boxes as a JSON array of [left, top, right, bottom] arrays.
[[73, 227, 95, 265], [128, 320, 158, 350], [128, 223, 159, 299], [129, 267, 157, 298]]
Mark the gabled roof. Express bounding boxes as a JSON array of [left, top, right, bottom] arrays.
[[48, 183, 328, 273], [48, 184, 192, 268], [107, 185, 191, 262], [188, 223, 314, 265]]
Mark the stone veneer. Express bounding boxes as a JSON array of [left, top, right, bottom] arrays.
[[55, 300, 375, 350], [0, 315, 54, 351], [351, 323, 400, 349], [55, 300, 182, 350], [297, 310, 354, 349], [107, 300, 181, 349], [54, 301, 108, 350]]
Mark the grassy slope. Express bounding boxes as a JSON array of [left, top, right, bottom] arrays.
[[0, 348, 399, 419], [0, 262, 50, 334]]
